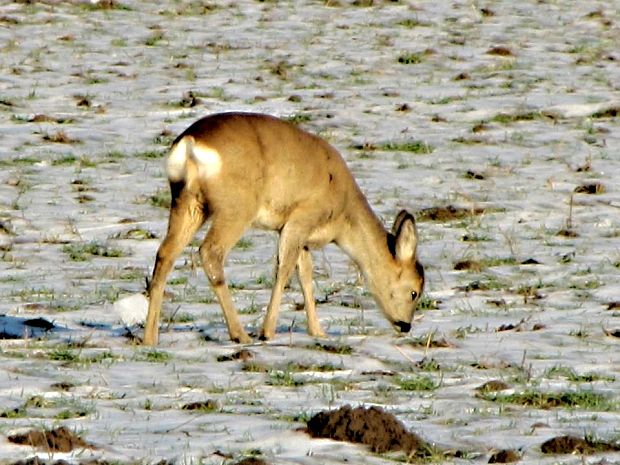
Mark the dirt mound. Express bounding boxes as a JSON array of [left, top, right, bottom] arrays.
[[476, 380, 511, 393], [182, 399, 218, 411], [541, 435, 620, 455], [306, 405, 431, 456], [8, 426, 90, 453], [488, 449, 520, 463]]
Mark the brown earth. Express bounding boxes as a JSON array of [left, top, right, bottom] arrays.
[[488, 449, 520, 463], [8, 426, 91, 453], [181, 399, 219, 411], [476, 380, 511, 393], [306, 405, 432, 456], [541, 435, 620, 455]]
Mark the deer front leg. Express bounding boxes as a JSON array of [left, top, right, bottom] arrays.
[[260, 224, 307, 341], [297, 248, 325, 338]]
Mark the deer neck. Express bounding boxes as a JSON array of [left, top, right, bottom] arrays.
[[338, 197, 392, 284]]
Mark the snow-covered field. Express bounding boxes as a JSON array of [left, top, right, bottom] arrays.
[[0, 1, 619, 463]]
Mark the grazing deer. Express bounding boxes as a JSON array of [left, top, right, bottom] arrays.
[[144, 112, 424, 345]]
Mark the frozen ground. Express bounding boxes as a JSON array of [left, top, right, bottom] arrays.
[[0, 0, 619, 464]]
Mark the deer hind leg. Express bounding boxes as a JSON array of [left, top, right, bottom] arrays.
[[297, 248, 325, 338], [144, 190, 205, 346], [199, 214, 253, 344]]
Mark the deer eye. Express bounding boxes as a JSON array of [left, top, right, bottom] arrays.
[[411, 291, 418, 301]]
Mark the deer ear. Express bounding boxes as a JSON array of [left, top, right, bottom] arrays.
[[392, 210, 410, 236], [395, 214, 418, 262]]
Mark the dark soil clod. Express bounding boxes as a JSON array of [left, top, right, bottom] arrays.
[[306, 405, 433, 456], [182, 400, 219, 411], [541, 435, 620, 455], [454, 259, 483, 271], [574, 183, 605, 194], [486, 46, 514, 56], [8, 426, 90, 453], [217, 348, 255, 362], [476, 380, 511, 393], [488, 449, 520, 463]]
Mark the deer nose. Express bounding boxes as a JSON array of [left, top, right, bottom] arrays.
[[395, 321, 411, 333]]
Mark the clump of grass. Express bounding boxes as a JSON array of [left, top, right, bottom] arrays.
[[46, 346, 118, 366], [379, 141, 433, 154], [416, 295, 439, 311], [62, 241, 126, 261], [454, 256, 518, 271], [416, 205, 490, 222], [0, 406, 27, 419], [51, 154, 96, 167], [397, 52, 424, 65], [479, 389, 616, 411], [144, 31, 165, 46], [285, 113, 313, 124], [136, 149, 167, 159], [308, 342, 354, 355], [545, 366, 615, 383], [80, 0, 131, 11], [235, 238, 254, 250], [135, 349, 171, 363], [48, 347, 80, 362], [404, 332, 455, 349], [42, 131, 80, 144], [457, 276, 508, 292], [147, 188, 171, 209], [590, 106, 619, 119], [395, 374, 440, 391], [267, 368, 304, 387], [397, 18, 430, 28], [488, 111, 557, 124]]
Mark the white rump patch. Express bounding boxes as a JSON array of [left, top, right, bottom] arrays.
[[166, 137, 190, 182], [193, 145, 222, 179]]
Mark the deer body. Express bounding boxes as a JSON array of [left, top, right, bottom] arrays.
[[144, 112, 424, 345]]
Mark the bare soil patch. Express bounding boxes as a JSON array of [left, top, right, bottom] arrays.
[[541, 435, 620, 455], [476, 380, 511, 393], [216, 348, 255, 362], [182, 400, 219, 411], [8, 426, 91, 453], [574, 182, 605, 194], [454, 259, 483, 272], [488, 449, 520, 463], [306, 405, 433, 457]]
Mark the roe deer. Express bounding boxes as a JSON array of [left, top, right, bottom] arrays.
[[144, 112, 424, 345]]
